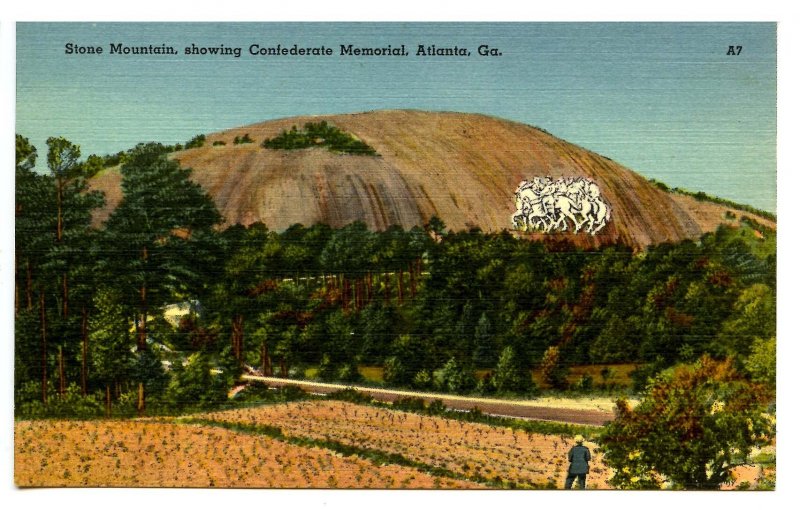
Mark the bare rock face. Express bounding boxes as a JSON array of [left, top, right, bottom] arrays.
[[89, 110, 774, 250]]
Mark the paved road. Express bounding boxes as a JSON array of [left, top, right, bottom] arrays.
[[241, 375, 613, 426]]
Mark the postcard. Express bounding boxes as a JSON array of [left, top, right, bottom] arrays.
[[13, 22, 776, 490]]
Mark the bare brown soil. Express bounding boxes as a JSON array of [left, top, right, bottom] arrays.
[[15, 409, 767, 489], [199, 400, 613, 489], [89, 110, 775, 251], [14, 419, 480, 488]]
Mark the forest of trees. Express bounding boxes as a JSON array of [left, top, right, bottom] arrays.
[[14, 134, 777, 417]]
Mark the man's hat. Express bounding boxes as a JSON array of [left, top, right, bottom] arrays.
[[574, 435, 585, 444]]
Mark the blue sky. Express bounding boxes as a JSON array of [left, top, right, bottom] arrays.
[[16, 22, 776, 211]]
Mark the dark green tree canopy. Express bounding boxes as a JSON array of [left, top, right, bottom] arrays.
[[46, 136, 82, 180], [14, 128, 777, 418], [16, 134, 37, 171], [107, 142, 222, 235], [102, 143, 223, 343]]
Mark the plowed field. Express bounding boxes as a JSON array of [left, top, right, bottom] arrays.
[[198, 400, 613, 488], [14, 419, 480, 488]]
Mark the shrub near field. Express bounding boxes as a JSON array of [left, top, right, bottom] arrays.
[[14, 420, 480, 488], [198, 400, 613, 488]]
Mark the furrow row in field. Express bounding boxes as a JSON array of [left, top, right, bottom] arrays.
[[198, 400, 613, 488], [14, 420, 481, 489]]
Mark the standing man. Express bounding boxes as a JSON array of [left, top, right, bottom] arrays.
[[564, 435, 591, 489]]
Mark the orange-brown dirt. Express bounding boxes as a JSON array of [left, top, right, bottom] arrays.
[[14, 419, 481, 488], [15, 405, 768, 489], [199, 400, 613, 489], [89, 110, 775, 251]]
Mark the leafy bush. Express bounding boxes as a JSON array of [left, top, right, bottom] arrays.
[[184, 134, 206, 149], [233, 133, 254, 145], [493, 346, 535, 394], [539, 346, 568, 390], [327, 388, 374, 405], [713, 284, 776, 358], [164, 353, 228, 412], [112, 390, 140, 417], [16, 383, 105, 419], [337, 361, 363, 383], [316, 353, 338, 382], [412, 369, 433, 389], [15, 380, 45, 413], [383, 355, 412, 387], [433, 358, 476, 393], [392, 397, 428, 413], [390, 398, 449, 416], [315, 355, 362, 384], [649, 178, 670, 192], [601, 356, 774, 489], [427, 399, 447, 415], [745, 337, 776, 389], [212, 140, 226, 146]]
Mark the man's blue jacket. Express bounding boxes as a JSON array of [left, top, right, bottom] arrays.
[[567, 445, 591, 474]]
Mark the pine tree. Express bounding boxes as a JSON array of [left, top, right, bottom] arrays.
[[99, 143, 222, 411], [45, 138, 105, 396], [89, 287, 133, 398], [472, 312, 495, 367], [15, 135, 104, 401], [103, 143, 222, 352], [492, 346, 532, 394]]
